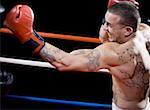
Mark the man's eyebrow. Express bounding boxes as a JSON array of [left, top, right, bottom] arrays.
[[105, 21, 111, 26]]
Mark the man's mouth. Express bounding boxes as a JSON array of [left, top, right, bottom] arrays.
[[107, 33, 113, 41]]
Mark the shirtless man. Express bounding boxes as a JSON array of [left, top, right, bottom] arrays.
[[4, 1, 150, 109]]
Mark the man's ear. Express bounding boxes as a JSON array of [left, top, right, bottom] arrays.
[[124, 26, 134, 37]]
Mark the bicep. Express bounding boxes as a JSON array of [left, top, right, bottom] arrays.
[[58, 48, 103, 72], [58, 48, 117, 72], [86, 43, 120, 70], [65, 45, 119, 72]]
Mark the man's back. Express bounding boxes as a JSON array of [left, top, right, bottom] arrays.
[[106, 24, 150, 109]]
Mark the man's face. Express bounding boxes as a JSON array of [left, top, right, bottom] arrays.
[[100, 11, 126, 43]]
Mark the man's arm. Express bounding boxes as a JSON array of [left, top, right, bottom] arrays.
[[39, 42, 119, 72], [39, 42, 102, 71]]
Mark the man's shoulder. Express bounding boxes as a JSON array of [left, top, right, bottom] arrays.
[[95, 42, 122, 54], [98, 42, 120, 48]]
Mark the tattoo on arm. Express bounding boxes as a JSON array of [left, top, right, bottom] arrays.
[[40, 43, 68, 64], [85, 48, 101, 71]]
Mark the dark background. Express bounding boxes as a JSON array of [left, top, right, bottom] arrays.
[[0, 0, 149, 109]]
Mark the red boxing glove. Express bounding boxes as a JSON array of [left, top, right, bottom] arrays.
[[107, 0, 139, 8], [4, 5, 44, 54]]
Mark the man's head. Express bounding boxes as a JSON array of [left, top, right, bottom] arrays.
[[101, 1, 141, 43]]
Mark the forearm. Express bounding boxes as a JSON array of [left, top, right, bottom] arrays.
[[39, 42, 69, 67]]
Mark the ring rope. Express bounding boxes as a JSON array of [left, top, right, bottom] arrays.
[[0, 57, 109, 72], [0, 57, 55, 68], [7, 95, 112, 108], [0, 28, 100, 43]]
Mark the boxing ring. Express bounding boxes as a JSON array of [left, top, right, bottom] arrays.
[[0, 28, 111, 109]]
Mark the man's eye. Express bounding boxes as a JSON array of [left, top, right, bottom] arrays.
[[106, 22, 110, 26]]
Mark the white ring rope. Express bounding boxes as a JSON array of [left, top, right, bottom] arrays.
[[0, 57, 109, 72], [0, 57, 55, 68]]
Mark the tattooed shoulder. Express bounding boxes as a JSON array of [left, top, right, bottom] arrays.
[[117, 47, 135, 64]]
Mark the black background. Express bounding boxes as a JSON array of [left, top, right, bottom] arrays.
[[0, 0, 149, 109]]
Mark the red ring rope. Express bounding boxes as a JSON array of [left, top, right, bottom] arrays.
[[0, 28, 101, 43]]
